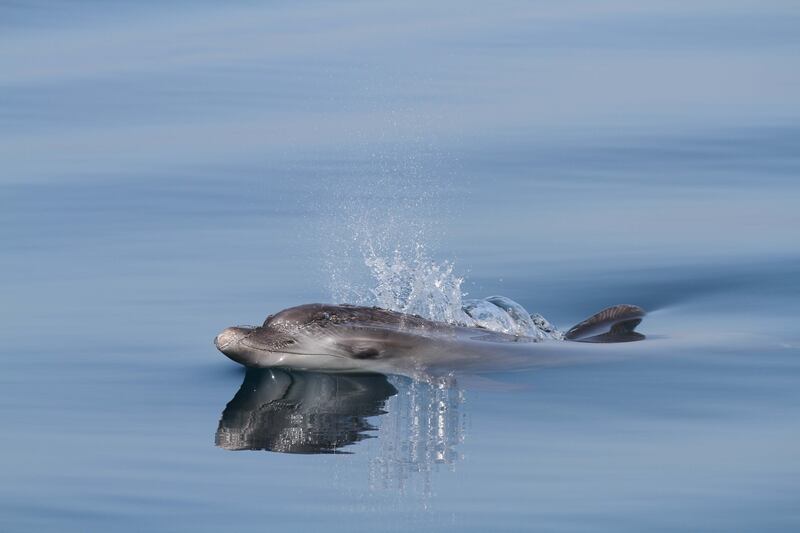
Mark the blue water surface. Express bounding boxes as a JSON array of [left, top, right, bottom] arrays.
[[1, 1, 799, 531]]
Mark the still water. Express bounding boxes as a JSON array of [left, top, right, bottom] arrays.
[[1, 1, 799, 531]]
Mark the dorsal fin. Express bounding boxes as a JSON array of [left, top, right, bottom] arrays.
[[565, 304, 646, 343]]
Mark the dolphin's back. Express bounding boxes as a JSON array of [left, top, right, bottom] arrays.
[[265, 303, 435, 330], [268, 303, 646, 344]]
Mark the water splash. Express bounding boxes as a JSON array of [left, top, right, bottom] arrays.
[[363, 242, 472, 325], [317, 140, 561, 336], [464, 295, 564, 340], [321, 140, 467, 324], [323, 188, 563, 337]]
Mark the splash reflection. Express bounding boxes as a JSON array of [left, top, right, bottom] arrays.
[[370, 376, 466, 496]]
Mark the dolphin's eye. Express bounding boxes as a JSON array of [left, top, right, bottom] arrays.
[[285, 340, 295, 345]]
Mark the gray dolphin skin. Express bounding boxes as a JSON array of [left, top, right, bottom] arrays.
[[214, 303, 646, 374]]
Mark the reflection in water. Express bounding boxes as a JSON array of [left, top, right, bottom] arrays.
[[216, 369, 397, 453], [370, 376, 466, 497], [216, 369, 467, 494]]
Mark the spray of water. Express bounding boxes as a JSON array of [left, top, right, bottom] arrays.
[[363, 242, 471, 325], [317, 128, 560, 338], [318, 128, 471, 324], [326, 205, 471, 324]]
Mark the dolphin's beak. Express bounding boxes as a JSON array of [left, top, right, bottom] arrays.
[[214, 326, 253, 358]]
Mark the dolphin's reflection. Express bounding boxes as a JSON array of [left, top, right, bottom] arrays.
[[216, 369, 398, 453], [216, 368, 467, 496]]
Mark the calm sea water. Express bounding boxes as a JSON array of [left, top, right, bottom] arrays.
[[2, 1, 799, 531]]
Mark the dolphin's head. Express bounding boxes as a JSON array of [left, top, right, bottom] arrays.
[[214, 323, 325, 368], [214, 304, 359, 370]]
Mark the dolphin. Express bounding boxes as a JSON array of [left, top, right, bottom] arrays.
[[214, 302, 646, 375]]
